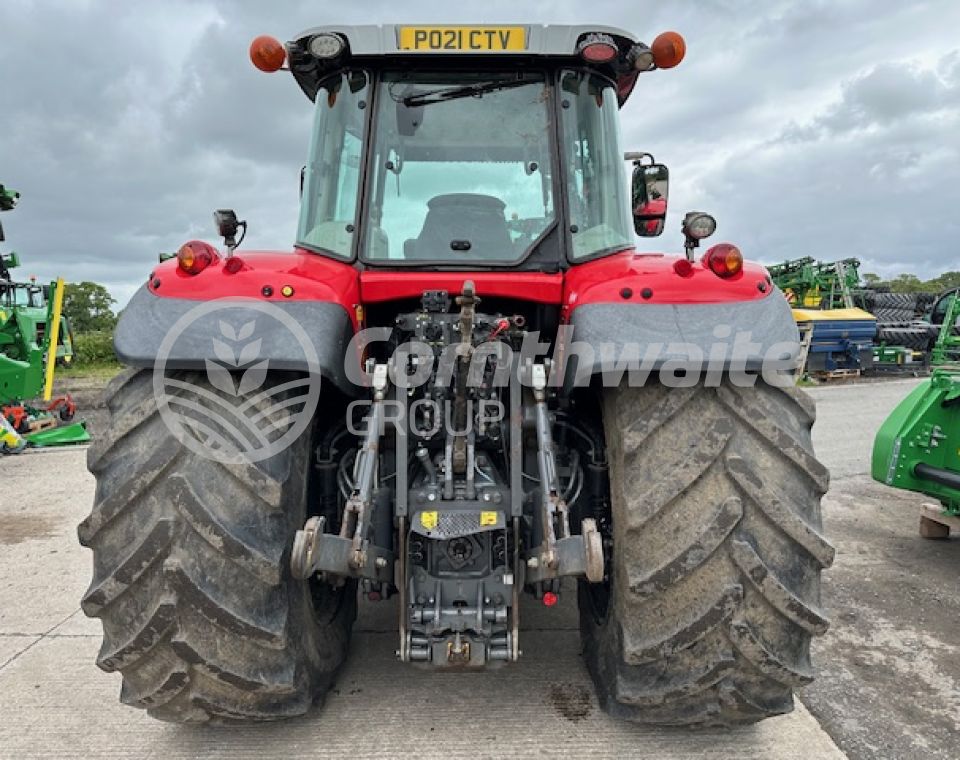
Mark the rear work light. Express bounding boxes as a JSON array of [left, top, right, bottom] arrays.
[[628, 43, 655, 72], [578, 33, 619, 63], [682, 212, 717, 241], [703, 243, 743, 279], [308, 32, 345, 59], [177, 241, 219, 275]]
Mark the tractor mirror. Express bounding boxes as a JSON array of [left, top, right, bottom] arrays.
[[632, 163, 669, 237], [300, 166, 306, 197]]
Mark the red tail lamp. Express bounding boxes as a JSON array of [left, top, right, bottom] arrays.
[[673, 258, 694, 277], [651, 31, 686, 69], [542, 591, 559, 607], [703, 243, 743, 279], [249, 35, 286, 72], [578, 33, 619, 63], [177, 241, 219, 275], [223, 256, 245, 274]]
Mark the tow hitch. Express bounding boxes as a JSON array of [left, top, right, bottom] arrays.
[[290, 284, 606, 669]]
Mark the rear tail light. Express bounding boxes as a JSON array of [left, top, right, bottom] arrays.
[[703, 244, 743, 279], [223, 256, 245, 274], [673, 258, 694, 277], [578, 33, 619, 63], [177, 241, 219, 275]]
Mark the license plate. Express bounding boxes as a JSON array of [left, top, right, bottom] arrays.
[[398, 26, 527, 52]]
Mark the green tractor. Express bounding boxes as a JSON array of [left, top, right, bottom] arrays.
[[873, 368, 960, 538], [1, 258, 76, 367], [1, 184, 88, 451], [1, 185, 75, 366], [929, 290, 960, 366]]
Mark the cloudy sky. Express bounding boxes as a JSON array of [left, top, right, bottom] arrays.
[[2, 0, 958, 307]]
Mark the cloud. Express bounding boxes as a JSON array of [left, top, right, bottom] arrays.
[[715, 50, 960, 278], [1, 0, 959, 307], [789, 58, 959, 138]]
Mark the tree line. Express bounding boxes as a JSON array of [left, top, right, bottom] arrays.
[[862, 271, 960, 294], [62, 281, 118, 367]]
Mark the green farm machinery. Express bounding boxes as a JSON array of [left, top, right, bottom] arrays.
[[767, 256, 862, 309], [1, 253, 75, 366], [0, 184, 88, 452], [873, 368, 960, 538], [769, 257, 877, 375], [1, 185, 75, 366], [930, 291, 960, 366]]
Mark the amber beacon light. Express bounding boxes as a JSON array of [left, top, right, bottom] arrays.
[[651, 31, 686, 69], [250, 35, 286, 72]]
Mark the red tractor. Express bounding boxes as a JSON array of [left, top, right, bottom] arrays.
[[79, 25, 832, 726]]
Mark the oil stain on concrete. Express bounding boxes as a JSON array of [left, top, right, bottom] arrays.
[[0, 514, 57, 545]]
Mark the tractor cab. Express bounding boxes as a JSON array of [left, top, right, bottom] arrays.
[[252, 25, 685, 270]]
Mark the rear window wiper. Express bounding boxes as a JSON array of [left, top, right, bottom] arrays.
[[401, 79, 533, 108]]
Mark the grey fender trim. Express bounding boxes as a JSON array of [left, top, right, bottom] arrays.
[[566, 293, 800, 382], [113, 286, 359, 396]]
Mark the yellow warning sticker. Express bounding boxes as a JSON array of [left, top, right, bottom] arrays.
[[480, 511, 498, 527], [421, 511, 438, 530]]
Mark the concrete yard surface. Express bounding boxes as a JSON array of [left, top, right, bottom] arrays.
[[803, 378, 960, 760], [0, 376, 956, 758], [0, 629, 842, 760]]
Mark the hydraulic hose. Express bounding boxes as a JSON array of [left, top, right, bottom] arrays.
[[914, 462, 960, 490]]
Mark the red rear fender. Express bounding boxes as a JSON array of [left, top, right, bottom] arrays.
[[563, 251, 774, 319], [148, 248, 361, 325]]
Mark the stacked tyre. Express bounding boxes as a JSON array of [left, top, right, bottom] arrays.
[[877, 325, 935, 351], [869, 292, 922, 324], [866, 292, 939, 351]]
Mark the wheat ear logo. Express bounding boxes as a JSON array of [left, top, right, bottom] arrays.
[[153, 299, 322, 464], [207, 320, 268, 397]]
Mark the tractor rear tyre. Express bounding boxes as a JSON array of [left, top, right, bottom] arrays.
[[78, 369, 355, 723], [580, 380, 834, 726]]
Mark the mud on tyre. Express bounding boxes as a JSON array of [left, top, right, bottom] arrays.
[[579, 380, 834, 726], [78, 369, 355, 723]]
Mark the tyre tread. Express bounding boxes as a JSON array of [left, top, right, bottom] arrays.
[[581, 381, 832, 726], [79, 369, 353, 723]]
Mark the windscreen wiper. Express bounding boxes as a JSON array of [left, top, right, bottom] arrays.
[[402, 79, 532, 108]]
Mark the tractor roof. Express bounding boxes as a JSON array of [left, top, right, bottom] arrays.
[[291, 24, 637, 56], [286, 24, 643, 105]]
